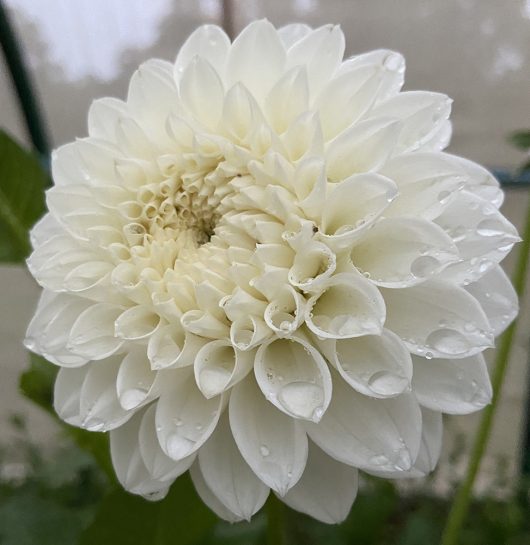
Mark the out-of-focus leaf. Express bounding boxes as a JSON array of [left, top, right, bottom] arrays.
[[19, 353, 115, 481], [0, 489, 87, 545], [0, 130, 48, 262], [80, 474, 217, 545], [79, 488, 160, 545], [156, 473, 217, 545], [509, 130, 530, 151]]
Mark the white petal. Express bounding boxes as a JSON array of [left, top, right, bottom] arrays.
[[194, 340, 254, 398], [383, 280, 494, 358], [316, 63, 387, 140], [326, 118, 401, 180], [189, 462, 244, 523], [179, 57, 224, 128], [110, 410, 172, 500], [254, 335, 332, 422], [156, 369, 224, 460], [148, 327, 205, 370], [305, 272, 386, 339], [54, 365, 90, 426], [114, 306, 161, 340], [282, 442, 358, 524], [366, 406, 442, 478], [319, 173, 398, 248], [436, 191, 519, 284], [226, 20, 286, 104], [379, 152, 467, 220], [336, 49, 405, 103], [230, 315, 271, 351], [174, 25, 230, 79], [139, 405, 195, 481], [466, 266, 518, 336], [116, 349, 159, 410], [350, 217, 459, 287], [68, 303, 124, 360], [288, 241, 336, 291], [229, 377, 308, 495], [318, 329, 412, 398], [198, 413, 269, 521], [265, 67, 309, 133], [263, 285, 305, 338], [306, 373, 422, 472], [88, 97, 129, 140], [278, 23, 312, 48], [412, 353, 492, 414], [78, 357, 132, 431], [369, 91, 452, 153], [286, 25, 345, 96]]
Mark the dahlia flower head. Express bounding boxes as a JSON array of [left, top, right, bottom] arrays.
[[26, 21, 519, 523]]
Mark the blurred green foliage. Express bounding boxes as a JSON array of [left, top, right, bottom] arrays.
[[0, 130, 48, 262]]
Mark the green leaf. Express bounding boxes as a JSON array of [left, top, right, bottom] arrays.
[[508, 130, 530, 151], [80, 474, 217, 545], [19, 353, 115, 481], [0, 129, 48, 262]]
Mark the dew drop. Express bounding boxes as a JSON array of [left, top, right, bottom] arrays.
[[199, 367, 231, 397], [368, 454, 389, 467], [278, 382, 324, 420], [120, 388, 148, 410], [426, 328, 471, 356], [166, 434, 195, 459], [260, 444, 270, 457], [425, 351, 434, 360], [410, 255, 439, 278], [367, 371, 409, 396], [477, 219, 506, 237]]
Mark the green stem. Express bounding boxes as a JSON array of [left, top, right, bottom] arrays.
[[440, 191, 530, 545], [267, 494, 287, 545]]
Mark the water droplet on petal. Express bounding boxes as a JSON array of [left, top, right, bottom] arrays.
[[120, 388, 148, 410], [411, 255, 439, 278], [199, 367, 231, 397], [278, 382, 324, 421], [425, 351, 434, 360], [426, 328, 471, 356], [260, 444, 270, 457], [367, 371, 409, 396], [166, 434, 195, 460], [477, 219, 506, 237], [369, 454, 390, 467]]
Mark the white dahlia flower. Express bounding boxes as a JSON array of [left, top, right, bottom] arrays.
[[26, 21, 519, 523]]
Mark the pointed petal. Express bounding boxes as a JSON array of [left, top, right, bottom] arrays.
[[110, 410, 172, 500], [174, 25, 230, 79], [189, 462, 244, 523], [198, 413, 269, 520], [282, 442, 358, 524], [350, 217, 459, 287], [412, 353, 492, 414], [320, 173, 398, 248], [254, 335, 332, 422], [88, 97, 129, 141], [156, 369, 224, 461], [116, 349, 159, 410], [78, 357, 132, 431], [278, 23, 312, 48], [370, 91, 452, 153], [54, 365, 90, 426], [194, 340, 254, 398], [286, 25, 345, 96], [229, 377, 308, 495], [383, 280, 494, 358], [306, 373, 422, 472], [326, 118, 401, 180], [226, 20, 286, 103], [179, 57, 224, 128], [114, 306, 160, 340], [139, 405, 195, 481], [466, 266, 518, 336], [305, 272, 385, 339], [318, 329, 412, 398]]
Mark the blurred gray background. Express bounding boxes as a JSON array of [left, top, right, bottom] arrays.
[[1, 0, 529, 495]]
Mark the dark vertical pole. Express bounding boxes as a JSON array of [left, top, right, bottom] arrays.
[[221, 0, 235, 40], [0, 1, 51, 159]]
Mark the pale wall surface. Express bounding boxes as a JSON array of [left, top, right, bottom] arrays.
[[0, 0, 529, 491]]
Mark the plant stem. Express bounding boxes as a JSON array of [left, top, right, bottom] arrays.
[[267, 494, 287, 545], [440, 191, 530, 545]]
